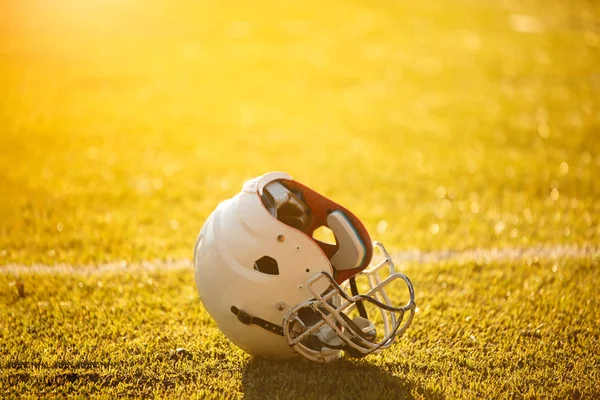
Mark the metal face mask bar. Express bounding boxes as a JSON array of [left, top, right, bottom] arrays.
[[281, 241, 416, 363]]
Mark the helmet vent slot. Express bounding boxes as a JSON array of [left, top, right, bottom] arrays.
[[254, 256, 279, 275]]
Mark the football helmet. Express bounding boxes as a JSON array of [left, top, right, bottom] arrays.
[[194, 172, 415, 363]]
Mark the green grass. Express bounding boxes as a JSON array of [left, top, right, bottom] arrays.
[[2, 256, 598, 398], [1, 0, 599, 398]]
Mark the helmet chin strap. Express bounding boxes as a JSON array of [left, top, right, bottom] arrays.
[[230, 306, 284, 337], [230, 303, 401, 362], [349, 276, 368, 319], [231, 306, 375, 358], [229, 304, 383, 359]]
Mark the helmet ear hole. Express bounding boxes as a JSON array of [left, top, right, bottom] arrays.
[[254, 256, 279, 275]]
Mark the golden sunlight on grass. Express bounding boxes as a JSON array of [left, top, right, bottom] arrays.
[[1, 0, 597, 265]]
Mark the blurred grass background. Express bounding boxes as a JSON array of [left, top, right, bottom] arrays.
[[1, 0, 598, 266]]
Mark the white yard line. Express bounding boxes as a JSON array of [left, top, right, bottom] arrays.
[[0, 243, 598, 276], [392, 243, 600, 264], [0, 259, 193, 276]]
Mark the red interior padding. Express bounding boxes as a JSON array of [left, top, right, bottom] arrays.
[[285, 180, 373, 284]]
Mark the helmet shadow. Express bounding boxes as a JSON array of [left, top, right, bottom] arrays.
[[240, 356, 443, 400]]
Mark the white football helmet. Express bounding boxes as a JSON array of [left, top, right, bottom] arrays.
[[194, 172, 415, 363]]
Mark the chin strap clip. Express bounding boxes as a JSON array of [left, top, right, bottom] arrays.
[[230, 306, 284, 337]]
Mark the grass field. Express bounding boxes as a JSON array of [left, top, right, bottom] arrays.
[[1, 0, 599, 398]]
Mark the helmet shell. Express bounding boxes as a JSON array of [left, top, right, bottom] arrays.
[[194, 173, 333, 358]]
